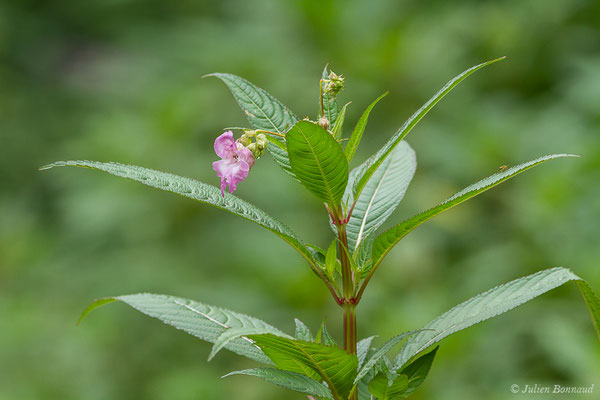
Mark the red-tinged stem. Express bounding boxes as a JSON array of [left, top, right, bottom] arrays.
[[337, 223, 358, 400], [337, 223, 357, 352]]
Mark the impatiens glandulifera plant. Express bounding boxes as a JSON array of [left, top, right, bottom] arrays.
[[42, 58, 600, 400]]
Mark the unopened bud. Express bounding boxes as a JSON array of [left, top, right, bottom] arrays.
[[318, 116, 330, 130], [238, 132, 253, 147], [256, 133, 268, 150]]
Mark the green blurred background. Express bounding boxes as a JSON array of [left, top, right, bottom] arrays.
[[1, 0, 599, 399]]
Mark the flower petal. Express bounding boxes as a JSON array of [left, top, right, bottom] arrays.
[[235, 143, 256, 169], [213, 159, 232, 178], [220, 178, 227, 197], [226, 160, 250, 193], [213, 158, 250, 195], [214, 131, 236, 158]]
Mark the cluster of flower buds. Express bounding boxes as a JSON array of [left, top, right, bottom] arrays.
[[323, 71, 345, 96], [317, 70, 345, 131], [238, 130, 269, 159]]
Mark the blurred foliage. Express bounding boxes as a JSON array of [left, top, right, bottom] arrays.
[[1, 0, 599, 399]]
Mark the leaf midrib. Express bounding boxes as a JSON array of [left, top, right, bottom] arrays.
[[294, 125, 337, 207], [271, 339, 343, 400], [354, 157, 393, 249]]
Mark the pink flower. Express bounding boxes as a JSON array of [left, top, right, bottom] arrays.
[[212, 131, 255, 196]]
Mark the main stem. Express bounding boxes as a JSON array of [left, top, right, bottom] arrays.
[[337, 223, 358, 400], [337, 224, 357, 354]]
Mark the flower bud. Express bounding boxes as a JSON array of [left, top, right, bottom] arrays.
[[256, 133, 268, 150], [318, 116, 330, 131], [238, 131, 254, 146]]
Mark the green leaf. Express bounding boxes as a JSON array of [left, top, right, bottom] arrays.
[[321, 65, 340, 125], [325, 239, 338, 282], [78, 298, 117, 325], [207, 73, 297, 133], [357, 380, 372, 400], [355, 330, 420, 383], [41, 161, 316, 268], [395, 267, 598, 369], [286, 121, 349, 208], [294, 318, 314, 342], [223, 368, 333, 399], [353, 58, 505, 198], [368, 373, 409, 400], [316, 320, 337, 347], [206, 73, 297, 176], [357, 336, 377, 369], [209, 327, 292, 361], [266, 136, 297, 178], [265, 135, 287, 151], [397, 346, 438, 397], [575, 281, 600, 342], [79, 294, 284, 365], [371, 154, 577, 268], [337, 237, 360, 276], [307, 244, 326, 264], [331, 102, 350, 140], [353, 234, 374, 276], [344, 141, 416, 252], [249, 333, 358, 400], [344, 92, 388, 163]]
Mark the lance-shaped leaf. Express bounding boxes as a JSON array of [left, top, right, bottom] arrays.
[[321, 65, 341, 125], [78, 294, 284, 365], [355, 330, 421, 383], [41, 161, 316, 267], [357, 380, 372, 400], [576, 281, 600, 341], [344, 141, 416, 252], [316, 320, 337, 346], [345, 92, 388, 163], [368, 373, 409, 400], [223, 368, 333, 399], [396, 346, 438, 397], [325, 239, 339, 282], [286, 121, 349, 208], [395, 267, 600, 369], [353, 233, 374, 276], [206, 73, 297, 176], [357, 336, 377, 369], [371, 154, 577, 268], [248, 333, 358, 400], [332, 102, 350, 140], [353, 58, 505, 198], [294, 318, 314, 342], [209, 327, 292, 361]]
